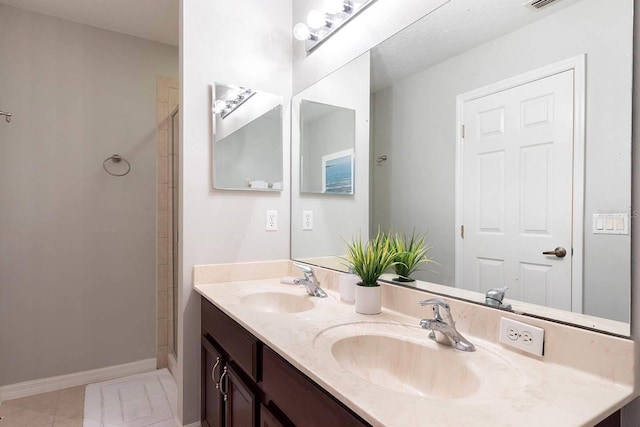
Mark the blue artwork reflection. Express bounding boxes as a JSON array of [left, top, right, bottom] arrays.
[[325, 155, 353, 193]]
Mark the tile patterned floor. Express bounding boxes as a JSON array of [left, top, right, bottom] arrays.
[[0, 385, 85, 427]]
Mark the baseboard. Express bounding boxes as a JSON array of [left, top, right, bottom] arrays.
[[183, 422, 201, 427], [0, 358, 157, 403]]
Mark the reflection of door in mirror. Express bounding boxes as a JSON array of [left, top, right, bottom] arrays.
[[458, 68, 576, 313], [367, 0, 632, 332]]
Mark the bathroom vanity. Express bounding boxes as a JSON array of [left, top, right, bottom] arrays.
[[194, 262, 635, 427], [201, 298, 367, 427]]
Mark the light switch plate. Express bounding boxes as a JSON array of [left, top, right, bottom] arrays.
[[499, 317, 544, 356], [593, 213, 629, 235]]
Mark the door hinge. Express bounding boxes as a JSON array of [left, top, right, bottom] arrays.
[[461, 124, 465, 138], [461, 225, 465, 239]]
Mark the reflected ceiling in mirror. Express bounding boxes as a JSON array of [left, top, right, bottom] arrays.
[[212, 82, 283, 191], [300, 100, 356, 195], [290, 0, 632, 335]]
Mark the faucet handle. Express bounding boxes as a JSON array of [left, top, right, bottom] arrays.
[[486, 286, 508, 301], [418, 298, 450, 308], [418, 299, 451, 322], [293, 262, 315, 278], [485, 287, 512, 310]]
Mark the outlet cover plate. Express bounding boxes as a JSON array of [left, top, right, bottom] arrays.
[[499, 317, 544, 356], [266, 210, 277, 231], [302, 211, 313, 230]]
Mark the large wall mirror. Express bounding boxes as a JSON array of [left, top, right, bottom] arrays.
[[291, 0, 632, 335], [212, 82, 283, 191]]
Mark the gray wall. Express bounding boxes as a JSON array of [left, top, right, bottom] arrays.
[[0, 5, 178, 386], [371, 0, 632, 322]]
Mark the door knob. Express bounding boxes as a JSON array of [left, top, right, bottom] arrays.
[[542, 247, 567, 258]]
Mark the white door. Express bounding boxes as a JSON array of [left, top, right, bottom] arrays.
[[460, 70, 574, 310]]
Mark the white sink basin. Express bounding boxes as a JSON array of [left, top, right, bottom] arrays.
[[315, 322, 525, 400], [240, 291, 315, 313], [332, 334, 480, 398]]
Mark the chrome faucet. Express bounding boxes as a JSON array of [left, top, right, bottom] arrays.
[[418, 299, 475, 352], [485, 287, 512, 310], [293, 263, 328, 298]]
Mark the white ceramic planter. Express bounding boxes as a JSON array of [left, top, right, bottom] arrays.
[[355, 284, 381, 315]]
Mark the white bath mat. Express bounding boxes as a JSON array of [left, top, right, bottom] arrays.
[[84, 368, 178, 427]]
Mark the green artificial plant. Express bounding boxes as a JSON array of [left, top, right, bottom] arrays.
[[344, 228, 400, 287], [390, 230, 434, 282]]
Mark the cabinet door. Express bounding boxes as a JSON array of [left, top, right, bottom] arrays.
[[202, 337, 225, 427], [261, 347, 368, 427], [224, 363, 257, 427], [596, 410, 620, 427], [260, 404, 285, 427]]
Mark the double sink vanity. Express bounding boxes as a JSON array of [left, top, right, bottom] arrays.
[[202, 1, 637, 425], [194, 261, 636, 427]]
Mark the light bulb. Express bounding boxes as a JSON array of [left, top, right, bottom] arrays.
[[213, 100, 226, 114], [306, 10, 326, 29], [325, 0, 345, 14], [293, 22, 311, 41], [225, 89, 240, 101]]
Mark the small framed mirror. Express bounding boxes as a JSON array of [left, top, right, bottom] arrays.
[[300, 100, 356, 194], [212, 82, 283, 191]]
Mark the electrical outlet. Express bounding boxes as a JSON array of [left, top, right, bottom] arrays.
[[499, 317, 544, 356], [302, 211, 313, 230], [266, 210, 277, 231]]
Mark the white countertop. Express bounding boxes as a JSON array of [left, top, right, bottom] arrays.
[[195, 278, 635, 427]]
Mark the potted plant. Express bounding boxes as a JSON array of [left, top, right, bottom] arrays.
[[390, 230, 434, 282], [344, 229, 399, 314]]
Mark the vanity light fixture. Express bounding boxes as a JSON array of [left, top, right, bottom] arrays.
[[293, 0, 377, 52], [213, 85, 256, 119]]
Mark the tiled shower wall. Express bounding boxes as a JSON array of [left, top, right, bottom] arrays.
[[157, 76, 179, 369]]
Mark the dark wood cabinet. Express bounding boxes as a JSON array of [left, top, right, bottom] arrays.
[[595, 410, 620, 427], [259, 404, 285, 427], [261, 347, 367, 427], [202, 337, 224, 427], [224, 363, 257, 427], [201, 298, 369, 427]]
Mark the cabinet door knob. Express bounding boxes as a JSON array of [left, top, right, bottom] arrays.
[[219, 366, 228, 402], [212, 356, 221, 389]]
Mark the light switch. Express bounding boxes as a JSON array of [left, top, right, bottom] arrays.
[[593, 213, 629, 235], [606, 218, 614, 230]]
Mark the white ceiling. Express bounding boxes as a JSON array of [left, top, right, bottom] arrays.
[[0, 0, 179, 46], [371, 0, 581, 92]]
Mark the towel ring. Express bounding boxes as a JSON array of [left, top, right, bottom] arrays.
[[103, 154, 131, 177]]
